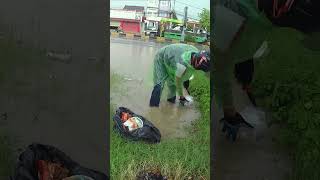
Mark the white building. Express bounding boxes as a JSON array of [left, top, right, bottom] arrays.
[[146, 0, 159, 18], [146, 0, 171, 18], [158, 0, 171, 18]]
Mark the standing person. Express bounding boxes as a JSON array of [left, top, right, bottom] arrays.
[[149, 43, 210, 107]]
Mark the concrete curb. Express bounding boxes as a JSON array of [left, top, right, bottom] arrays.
[[110, 32, 210, 49], [111, 32, 119, 38], [156, 37, 166, 43], [125, 33, 135, 39]]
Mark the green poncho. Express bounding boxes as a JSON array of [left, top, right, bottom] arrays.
[[213, 1, 273, 107], [153, 43, 199, 98]]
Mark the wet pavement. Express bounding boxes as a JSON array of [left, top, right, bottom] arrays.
[[110, 38, 202, 139]]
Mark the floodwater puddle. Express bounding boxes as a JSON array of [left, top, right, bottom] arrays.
[[110, 39, 200, 139]]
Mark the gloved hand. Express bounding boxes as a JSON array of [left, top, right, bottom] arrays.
[[179, 96, 189, 106], [220, 112, 254, 141]]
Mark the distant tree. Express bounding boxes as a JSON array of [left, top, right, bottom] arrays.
[[199, 8, 210, 32], [187, 23, 194, 32]]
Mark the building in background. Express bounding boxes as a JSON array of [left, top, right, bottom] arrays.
[[123, 5, 145, 18], [146, 0, 159, 18], [110, 7, 145, 34], [158, 0, 171, 18], [144, 0, 161, 37]]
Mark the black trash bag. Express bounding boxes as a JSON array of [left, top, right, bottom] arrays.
[[113, 107, 161, 143], [11, 143, 108, 180]]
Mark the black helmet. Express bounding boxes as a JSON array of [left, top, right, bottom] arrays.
[[192, 51, 211, 72]]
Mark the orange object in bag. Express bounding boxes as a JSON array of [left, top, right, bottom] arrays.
[[121, 112, 132, 122], [37, 160, 69, 180]]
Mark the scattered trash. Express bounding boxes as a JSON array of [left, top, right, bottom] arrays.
[[185, 95, 194, 105], [113, 107, 161, 143], [124, 77, 133, 81], [136, 169, 168, 180], [11, 143, 109, 180], [123, 76, 143, 84], [123, 116, 144, 132], [46, 51, 72, 64]]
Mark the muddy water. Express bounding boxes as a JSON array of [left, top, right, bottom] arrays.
[[213, 78, 292, 180], [110, 38, 200, 139]]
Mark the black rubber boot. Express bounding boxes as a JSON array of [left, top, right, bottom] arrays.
[[149, 84, 162, 107], [167, 96, 176, 104]]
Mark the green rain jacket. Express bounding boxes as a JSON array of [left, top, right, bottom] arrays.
[[213, 1, 273, 107], [153, 43, 199, 98]]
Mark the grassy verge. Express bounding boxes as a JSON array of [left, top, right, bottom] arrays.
[[252, 28, 320, 180], [110, 71, 210, 179]]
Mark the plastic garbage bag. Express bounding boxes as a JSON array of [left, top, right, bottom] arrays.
[[113, 107, 161, 143], [11, 143, 108, 180]]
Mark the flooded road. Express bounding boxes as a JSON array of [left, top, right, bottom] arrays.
[[110, 38, 200, 139], [213, 78, 292, 180]]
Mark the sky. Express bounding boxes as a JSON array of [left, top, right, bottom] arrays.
[[110, 0, 210, 20]]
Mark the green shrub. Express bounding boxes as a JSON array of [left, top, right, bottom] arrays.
[[252, 28, 320, 180]]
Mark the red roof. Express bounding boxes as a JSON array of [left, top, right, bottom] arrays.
[[111, 18, 140, 23], [123, 5, 145, 12]]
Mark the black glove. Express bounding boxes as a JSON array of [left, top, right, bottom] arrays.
[[220, 112, 254, 141], [179, 96, 189, 106]]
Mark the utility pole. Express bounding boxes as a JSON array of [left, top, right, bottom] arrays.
[[158, 0, 160, 17], [181, 6, 188, 42]]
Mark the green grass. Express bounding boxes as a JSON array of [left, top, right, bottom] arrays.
[[110, 71, 210, 179], [250, 28, 320, 180]]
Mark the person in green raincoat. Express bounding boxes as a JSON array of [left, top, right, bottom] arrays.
[[213, 0, 272, 141], [214, 0, 320, 142], [149, 43, 210, 107]]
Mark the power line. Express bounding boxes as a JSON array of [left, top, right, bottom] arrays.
[[175, 11, 200, 20], [175, 0, 204, 10]]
